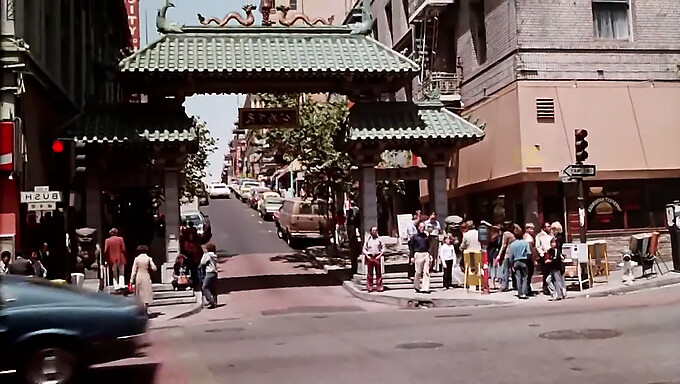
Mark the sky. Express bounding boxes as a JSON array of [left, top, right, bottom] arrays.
[[139, 0, 257, 183]]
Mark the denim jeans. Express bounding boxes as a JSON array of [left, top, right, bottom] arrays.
[[513, 260, 529, 297], [547, 270, 565, 299], [501, 258, 516, 290], [202, 271, 217, 306]]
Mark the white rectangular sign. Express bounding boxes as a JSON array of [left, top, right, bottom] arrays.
[[21, 191, 62, 203], [27, 202, 56, 211]]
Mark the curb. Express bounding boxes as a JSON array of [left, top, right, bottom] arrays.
[[170, 292, 204, 320], [342, 281, 508, 308], [584, 274, 680, 298]]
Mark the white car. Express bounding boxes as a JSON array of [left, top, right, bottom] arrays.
[[208, 183, 231, 198]]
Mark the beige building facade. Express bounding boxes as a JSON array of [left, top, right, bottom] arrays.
[[366, 0, 680, 237]]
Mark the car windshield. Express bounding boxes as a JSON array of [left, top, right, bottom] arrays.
[[213, 185, 227, 189], [182, 213, 202, 225]]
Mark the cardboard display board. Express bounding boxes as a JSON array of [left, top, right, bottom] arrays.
[[463, 250, 483, 292], [396, 214, 413, 245]]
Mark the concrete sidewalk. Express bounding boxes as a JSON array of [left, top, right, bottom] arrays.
[[344, 267, 680, 308]]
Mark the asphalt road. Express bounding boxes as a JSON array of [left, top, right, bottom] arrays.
[[90, 283, 680, 384]]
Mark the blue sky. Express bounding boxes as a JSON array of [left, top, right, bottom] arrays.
[[139, 0, 255, 182]]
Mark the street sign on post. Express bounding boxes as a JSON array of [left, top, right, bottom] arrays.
[[562, 164, 596, 179], [20, 186, 61, 214], [28, 202, 56, 211]]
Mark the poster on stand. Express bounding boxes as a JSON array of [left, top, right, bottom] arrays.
[[397, 214, 413, 245]]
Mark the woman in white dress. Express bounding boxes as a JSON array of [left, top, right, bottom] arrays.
[[130, 245, 157, 311]]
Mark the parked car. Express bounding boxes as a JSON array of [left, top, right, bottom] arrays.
[[233, 178, 257, 199], [240, 181, 262, 203], [181, 210, 212, 243], [208, 182, 231, 199], [249, 187, 273, 209], [277, 198, 329, 248], [0, 276, 148, 384], [259, 193, 284, 221]]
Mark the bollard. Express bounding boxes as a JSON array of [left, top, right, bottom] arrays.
[[482, 250, 490, 294]]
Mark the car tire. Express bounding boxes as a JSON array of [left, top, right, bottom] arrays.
[[277, 226, 284, 239], [22, 346, 81, 384]]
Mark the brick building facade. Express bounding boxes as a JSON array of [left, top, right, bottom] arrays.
[[365, 0, 680, 240]]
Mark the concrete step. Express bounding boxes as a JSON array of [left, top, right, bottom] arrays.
[[355, 282, 444, 291], [152, 283, 174, 292], [153, 290, 195, 300], [353, 272, 443, 280], [150, 295, 198, 307], [354, 277, 444, 286]]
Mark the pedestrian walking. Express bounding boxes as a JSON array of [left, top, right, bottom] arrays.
[[104, 228, 127, 290], [508, 228, 531, 299], [550, 221, 567, 298], [523, 223, 538, 296], [130, 245, 157, 312], [438, 234, 457, 290], [200, 243, 219, 308], [497, 222, 518, 291], [406, 211, 420, 280], [535, 222, 553, 295], [30, 251, 47, 278], [362, 226, 385, 292], [411, 222, 431, 293], [9, 251, 33, 276], [426, 212, 442, 272], [486, 226, 503, 290], [545, 238, 565, 300], [0, 251, 10, 276]]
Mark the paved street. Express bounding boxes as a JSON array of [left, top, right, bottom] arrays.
[[78, 198, 680, 384], [86, 283, 680, 384]]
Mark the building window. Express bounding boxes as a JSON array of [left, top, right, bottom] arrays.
[[469, 0, 487, 65], [290, 0, 297, 10], [385, 1, 394, 40], [592, 0, 630, 40]]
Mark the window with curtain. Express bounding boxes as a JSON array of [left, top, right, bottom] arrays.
[[592, 1, 630, 40]]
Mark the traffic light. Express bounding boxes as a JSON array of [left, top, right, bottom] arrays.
[[74, 141, 87, 174], [574, 129, 589, 163]]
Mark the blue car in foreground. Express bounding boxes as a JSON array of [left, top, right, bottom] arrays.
[[0, 276, 148, 384]]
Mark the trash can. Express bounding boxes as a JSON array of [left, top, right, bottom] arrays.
[[70, 273, 85, 288], [664, 201, 680, 271]]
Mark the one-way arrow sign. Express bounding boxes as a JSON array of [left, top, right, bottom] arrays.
[[563, 164, 596, 179]]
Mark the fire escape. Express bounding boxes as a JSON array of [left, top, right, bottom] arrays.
[[408, 0, 461, 109]]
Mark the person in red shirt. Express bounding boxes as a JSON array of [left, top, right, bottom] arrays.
[[104, 228, 127, 289]]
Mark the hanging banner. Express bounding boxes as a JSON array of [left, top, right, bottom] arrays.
[[0, 121, 13, 171], [126, 0, 141, 50]]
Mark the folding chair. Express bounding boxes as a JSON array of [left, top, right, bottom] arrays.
[[645, 232, 670, 276]]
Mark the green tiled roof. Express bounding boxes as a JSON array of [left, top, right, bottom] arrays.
[[61, 104, 196, 145], [119, 27, 419, 76], [348, 101, 485, 142]]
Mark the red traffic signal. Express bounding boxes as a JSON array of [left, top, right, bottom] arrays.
[[52, 140, 65, 154], [574, 129, 589, 163]]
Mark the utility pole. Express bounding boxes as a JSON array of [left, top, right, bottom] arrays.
[[574, 129, 589, 244]]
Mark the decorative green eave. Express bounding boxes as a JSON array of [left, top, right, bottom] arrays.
[[347, 101, 485, 144], [119, 27, 418, 76], [60, 104, 196, 145]]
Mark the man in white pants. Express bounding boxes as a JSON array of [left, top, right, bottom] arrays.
[[104, 228, 127, 289], [411, 222, 431, 293]]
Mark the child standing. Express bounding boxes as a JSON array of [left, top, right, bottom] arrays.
[[545, 238, 565, 301], [438, 235, 456, 290]]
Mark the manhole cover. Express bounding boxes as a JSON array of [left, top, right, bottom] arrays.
[[396, 342, 443, 350], [435, 314, 471, 318], [539, 329, 621, 340], [204, 327, 245, 333]]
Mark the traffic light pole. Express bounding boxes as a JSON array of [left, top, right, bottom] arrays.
[[577, 176, 587, 244]]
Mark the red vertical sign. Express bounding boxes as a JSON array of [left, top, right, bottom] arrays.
[[0, 121, 14, 172], [126, 0, 141, 51]]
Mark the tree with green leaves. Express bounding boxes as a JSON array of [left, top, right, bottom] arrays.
[[181, 119, 217, 201]]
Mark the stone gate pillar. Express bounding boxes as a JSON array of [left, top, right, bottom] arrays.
[[421, 149, 453, 221], [162, 167, 181, 283]]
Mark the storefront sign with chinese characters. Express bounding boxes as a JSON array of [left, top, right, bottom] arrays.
[[239, 108, 299, 129], [588, 197, 622, 213]]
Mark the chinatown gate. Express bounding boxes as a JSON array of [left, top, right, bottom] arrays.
[[72, 0, 484, 283]]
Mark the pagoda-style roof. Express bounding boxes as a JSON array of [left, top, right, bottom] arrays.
[[347, 101, 485, 148], [117, 1, 418, 96], [60, 103, 196, 146]]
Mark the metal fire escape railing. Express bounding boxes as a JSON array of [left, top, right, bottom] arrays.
[[414, 72, 461, 102]]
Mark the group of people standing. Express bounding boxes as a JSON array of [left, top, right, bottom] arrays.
[[362, 210, 569, 301], [0, 246, 48, 278]]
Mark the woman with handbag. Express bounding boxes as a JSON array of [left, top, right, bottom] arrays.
[[172, 254, 192, 291], [130, 245, 157, 312]]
